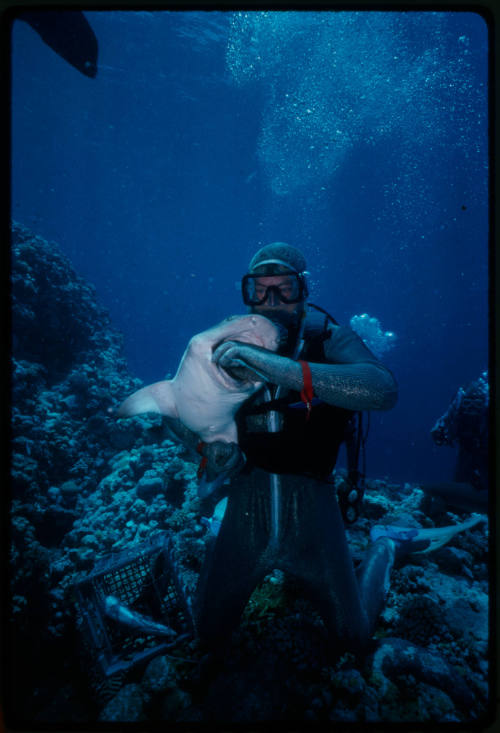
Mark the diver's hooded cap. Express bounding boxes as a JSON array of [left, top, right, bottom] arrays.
[[248, 242, 307, 274]]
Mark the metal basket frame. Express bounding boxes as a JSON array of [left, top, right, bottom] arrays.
[[73, 532, 194, 676]]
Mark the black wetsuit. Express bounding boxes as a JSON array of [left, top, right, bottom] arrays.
[[194, 310, 397, 653]]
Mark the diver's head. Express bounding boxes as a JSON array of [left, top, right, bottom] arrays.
[[241, 242, 309, 344]]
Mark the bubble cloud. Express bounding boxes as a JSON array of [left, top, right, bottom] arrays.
[[349, 313, 397, 358]]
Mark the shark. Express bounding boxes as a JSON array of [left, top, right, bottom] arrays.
[[116, 314, 280, 443]]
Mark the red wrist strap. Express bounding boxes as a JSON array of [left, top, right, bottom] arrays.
[[197, 441, 208, 479], [299, 360, 314, 420]]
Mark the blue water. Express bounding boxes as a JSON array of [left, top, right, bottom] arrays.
[[11, 10, 489, 485]]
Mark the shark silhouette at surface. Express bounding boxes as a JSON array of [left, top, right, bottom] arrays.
[[19, 9, 98, 78]]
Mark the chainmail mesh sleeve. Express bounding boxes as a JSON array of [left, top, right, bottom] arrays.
[[308, 325, 398, 411], [222, 322, 399, 413]]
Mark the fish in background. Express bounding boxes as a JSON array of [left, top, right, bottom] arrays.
[[103, 595, 176, 638]]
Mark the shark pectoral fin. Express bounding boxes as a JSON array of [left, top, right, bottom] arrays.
[[116, 380, 178, 418]]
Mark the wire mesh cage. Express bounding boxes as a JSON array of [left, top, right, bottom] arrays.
[[73, 531, 194, 676]]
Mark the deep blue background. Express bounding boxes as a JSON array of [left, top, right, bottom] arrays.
[[10, 10, 489, 484]]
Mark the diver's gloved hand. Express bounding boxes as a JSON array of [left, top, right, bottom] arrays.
[[197, 441, 245, 511], [198, 440, 245, 485], [212, 340, 292, 385]]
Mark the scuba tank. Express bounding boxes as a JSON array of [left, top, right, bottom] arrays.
[[265, 307, 308, 544]]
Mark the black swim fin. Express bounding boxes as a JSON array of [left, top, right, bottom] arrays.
[[20, 10, 98, 78]]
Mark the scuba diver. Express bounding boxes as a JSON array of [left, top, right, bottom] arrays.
[[114, 241, 484, 656], [420, 371, 489, 514], [157, 242, 429, 654]]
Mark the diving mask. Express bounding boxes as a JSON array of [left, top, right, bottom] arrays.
[[241, 272, 308, 306]]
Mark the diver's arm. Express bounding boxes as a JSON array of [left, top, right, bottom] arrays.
[[302, 359, 397, 410], [308, 324, 398, 410], [213, 325, 398, 412]]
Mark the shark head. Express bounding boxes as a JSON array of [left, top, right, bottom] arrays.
[[186, 314, 280, 391], [210, 314, 281, 351], [214, 314, 281, 387]]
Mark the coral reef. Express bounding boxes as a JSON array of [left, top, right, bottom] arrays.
[[8, 223, 489, 725], [8, 222, 201, 721], [430, 371, 489, 491]]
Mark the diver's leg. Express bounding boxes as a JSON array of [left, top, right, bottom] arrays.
[[356, 515, 483, 628], [355, 536, 396, 630], [194, 472, 272, 646], [277, 476, 370, 653]]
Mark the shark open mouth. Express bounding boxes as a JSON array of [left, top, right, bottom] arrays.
[[211, 337, 265, 388]]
